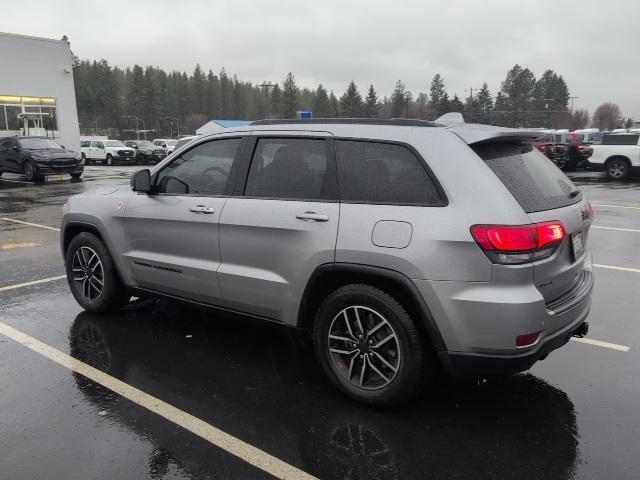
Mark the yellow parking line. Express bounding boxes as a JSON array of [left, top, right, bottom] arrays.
[[0, 321, 318, 480], [571, 337, 630, 352], [593, 203, 640, 211], [0, 275, 66, 292], [1, 242, 41, 250], [592, 225, 640, 233], [593, 263, 640, 274], [0, 217, 60, 232]]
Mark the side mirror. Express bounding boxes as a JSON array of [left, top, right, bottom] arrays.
[[12, 145, 21, 152], [131, 169, 151, 193], [60, 145, 66, 149], [162, 143, 167, 148]]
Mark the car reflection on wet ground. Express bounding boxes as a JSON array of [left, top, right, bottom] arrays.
[[0, 167, 639, 479]]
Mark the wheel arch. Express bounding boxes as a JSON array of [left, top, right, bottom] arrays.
[[62, 221, 128, 286], [605, 155, 631, 166], [298, 263, 447, 353]]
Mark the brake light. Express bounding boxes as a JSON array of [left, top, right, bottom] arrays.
[[471, 222, 566, 264]]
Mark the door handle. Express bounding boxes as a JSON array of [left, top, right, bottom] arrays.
[[189, 205, 215, 214], [296, 211, 329, 222]]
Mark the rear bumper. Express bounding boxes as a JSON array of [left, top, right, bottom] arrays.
[[414, 259, 594, 378], [441, 311, 590, 378]]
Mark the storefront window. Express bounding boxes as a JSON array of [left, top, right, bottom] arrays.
[[5, 106, 21, 130], [0, 106, 6, 130]]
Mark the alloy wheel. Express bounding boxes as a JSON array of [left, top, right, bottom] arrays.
[[328, 306, 401, 390], [71, 246, 104, 301], [23, 162, 34, 181], [608, 160, 626, 179]]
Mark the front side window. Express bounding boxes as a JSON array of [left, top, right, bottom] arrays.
[[80, 141, 90, 148], [155, 138, 242, 195], [336, 140, 443, 205], [244, 138, 331, 200]]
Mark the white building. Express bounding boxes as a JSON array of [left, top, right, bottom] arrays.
[[0, 32, 80, 151]]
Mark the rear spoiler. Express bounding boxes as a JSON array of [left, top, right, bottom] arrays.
[[435, 112, 541, 145]]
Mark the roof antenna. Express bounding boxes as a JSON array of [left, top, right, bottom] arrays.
[[435, 112, 465, 125]]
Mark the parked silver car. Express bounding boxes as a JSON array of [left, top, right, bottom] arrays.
[[61, 118, 593, 406]]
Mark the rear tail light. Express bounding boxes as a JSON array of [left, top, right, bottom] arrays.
[[470, 222, 566, 264]]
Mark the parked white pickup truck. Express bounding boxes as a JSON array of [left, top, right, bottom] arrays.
[[588, 133, 640, 179], [80, 140, 136, 166]]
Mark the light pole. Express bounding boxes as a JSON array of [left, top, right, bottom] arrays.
[[259, 82, 275, 119], [121, 115, 140, 140], [568, 96, 579, 130], [161, 117, 180, 138]]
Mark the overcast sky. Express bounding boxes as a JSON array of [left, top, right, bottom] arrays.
[[1, 0, 638, 119]]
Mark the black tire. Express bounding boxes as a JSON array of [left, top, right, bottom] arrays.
[[65, 232, 130, 312], [313, 284, 431, 407], [23, 160, 38, 181], [70, 172, 82, 179], [105, 154, 113, 166], [606, 157, 630, 180], [136, 154, 145, 165], [81, 152, 86, 161]]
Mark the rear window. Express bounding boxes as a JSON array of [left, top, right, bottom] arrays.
[[602, 134, 639, 145], [472, 142, 581, 213], [336, 140, 443, 205]]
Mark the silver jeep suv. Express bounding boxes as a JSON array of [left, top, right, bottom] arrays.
[[61, 118, 593, 406]]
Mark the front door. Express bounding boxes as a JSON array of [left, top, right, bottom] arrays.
[[123, 136, 245, 304], [217, 134, 339, 323], [0, 138, 22, 172]]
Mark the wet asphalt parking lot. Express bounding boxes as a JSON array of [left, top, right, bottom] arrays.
[[0, 166, 638, 480]]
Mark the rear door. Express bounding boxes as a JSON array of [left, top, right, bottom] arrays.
[[123, 136, 246, 304], [217, 133, 339, 323], [472, 141, 593, 302]]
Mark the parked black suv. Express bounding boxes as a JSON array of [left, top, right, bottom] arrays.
[[0, 136, 83, 181], [124, 140, 166, 164]]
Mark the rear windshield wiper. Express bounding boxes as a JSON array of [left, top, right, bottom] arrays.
[[568, 190, 581, 198]]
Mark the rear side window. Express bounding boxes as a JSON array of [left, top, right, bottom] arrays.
[[244, 138, 333, 200], [473, 142, 581, 213], [602, 134, 639, 145], [336, 140, 443, 205]]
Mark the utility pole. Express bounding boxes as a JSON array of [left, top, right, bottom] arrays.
[[569, 96, 579, 131], [464, 87, 481, 121], [259, 81, 275, 119]]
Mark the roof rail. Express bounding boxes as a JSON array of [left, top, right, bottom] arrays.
[[250, 118, 443, 127]]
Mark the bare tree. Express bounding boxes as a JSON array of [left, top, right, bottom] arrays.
[[572, 108, 590, 129], [593, 103, 622, 130]]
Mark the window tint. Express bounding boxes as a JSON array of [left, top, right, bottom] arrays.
[[473, 142, 581, 213], [155, 138, 241, 195], [336, 140, 442, 205], [602, 134, 639, 145], [80, 141, 90, 148], [244, 138, 331, 200]]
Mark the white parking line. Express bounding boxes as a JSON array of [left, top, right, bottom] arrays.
[[0, 178, 34, 184], [593, 263, 640, 274], [0, 275, 67, 292], [592, 225, 640, 233], [0, 217, 60, 232], [594, 203, 640, 211], [571, 337, 630, 352], [0, 321, 317, 480]]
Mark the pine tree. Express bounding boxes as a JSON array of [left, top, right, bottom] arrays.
[[329, 91, 339, 117], [279, 72, 299, 118], [499, 64, 536, 127], [428, 74, 446, 116], [339, 81, 363, 117], [313, 84, 331, 118], [390, 80, 407, 118], [189, 64, 206, 115], [206, 70, 220, 119], [219, 68, 230, 119], [449, 94, 464, 114], [364, 85, 380, 118], [475, 83, 493, 124]]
